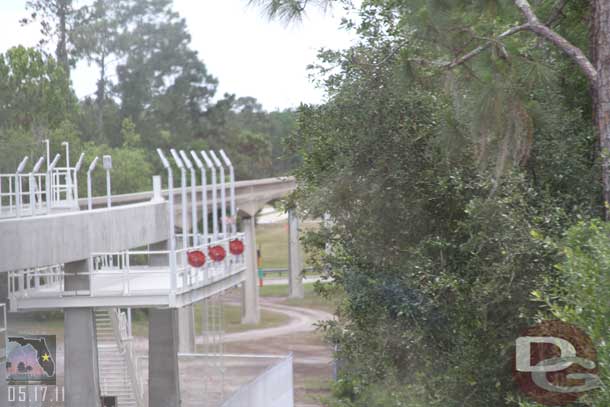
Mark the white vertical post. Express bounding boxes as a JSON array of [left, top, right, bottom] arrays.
[[127, 308, 132, 337], [73, 152, 85, 204], [61, 142, 72, 202], [87, 157, 99, 211], [103, 155, 112, 208], [210, 151, 227, 238], [190, 151, 208, 243], [219, 150, 236, 236], [170, 149, 188, 252], [29, 157, 45, 216], [46, 154, 61, 212], [201, 151, 217, 240], [180, 150, 198, 245], [152, 175, 163, 202], [157, 150, 177, 303], [15, 157, 29, 218], [44, 139, 50, 172]]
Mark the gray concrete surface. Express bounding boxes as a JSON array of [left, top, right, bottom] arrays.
[[149, 308, 181, 407], [64, 259, 101, 407], [80, 176, 297, 219], [241, 217, 260, 324], [0, 201, 168, 272], [221, 355, 294, 407], [179, 306, 196, 353], [65, 308, 101, 407], [288, 209, 304, 299]]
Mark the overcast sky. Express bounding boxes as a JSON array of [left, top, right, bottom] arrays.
[[0, 1, 357, 110]]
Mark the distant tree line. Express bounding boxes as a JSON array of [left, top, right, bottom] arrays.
[[0, 0, 298, 194], [252, 1, 609, 406]]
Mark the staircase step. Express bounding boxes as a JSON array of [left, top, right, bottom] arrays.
[[95, 308, 140, 407]]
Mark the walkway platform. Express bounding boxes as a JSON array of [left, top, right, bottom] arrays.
[[8, 237, 247, 311]]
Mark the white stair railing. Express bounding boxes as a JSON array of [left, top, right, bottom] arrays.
[[111, 308, 144, 407], [95, 308, 143, 407]]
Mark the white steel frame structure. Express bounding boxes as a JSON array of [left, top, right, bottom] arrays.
[[0, 143, 90, 218], [7, 148, 247, 312]]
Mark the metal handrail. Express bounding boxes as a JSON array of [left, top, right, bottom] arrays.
[[110, 309, 144, 406]]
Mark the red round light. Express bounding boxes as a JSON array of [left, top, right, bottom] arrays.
[[187, 250, 206, 268], [209, 245, 226, 262], [229, 239, 245, 255]]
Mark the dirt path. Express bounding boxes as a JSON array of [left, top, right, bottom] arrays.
[[196, 298, 334, 344], [130, 296, 335, 406]]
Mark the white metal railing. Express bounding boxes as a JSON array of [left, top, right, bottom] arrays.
[[0, 145, 88, 219], [7, 235, 246, 307], [89, 234, 246, 299], [50, 167, 79, 208], [0, 172, 49, 217], [110, 309, 144, 406], [7, 147, 246, 311], [0, 167, 81, 218], [8, 265, 65, 306]]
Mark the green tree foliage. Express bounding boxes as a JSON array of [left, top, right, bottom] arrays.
[[3, 2, 296, 189], [203, 95, 296, 179], [0, 46, 75, 131], [22, 0, 78, 74], [525, 221, 610, 407], [276, 2, 603, 406]]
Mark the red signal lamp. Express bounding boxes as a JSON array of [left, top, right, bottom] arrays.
[[229, 239, 245, 255], [187, 250, 206, 268], [209, 245, 227, 262]]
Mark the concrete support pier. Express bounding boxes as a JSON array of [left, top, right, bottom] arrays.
[[0, 274, 7, 406], [241, 217, 260, 324], [64, 259, 101, 407], [149, 240, 195, 353], [149, 308, 181, 407], [178, 306, 196, 353], [288, 209, 304, 299]]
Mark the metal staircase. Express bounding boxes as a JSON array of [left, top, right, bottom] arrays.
[[95, 308, 143, 407]]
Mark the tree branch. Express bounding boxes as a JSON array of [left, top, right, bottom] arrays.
[[514, 0, 597, 84], [443, 24, 529, 69], [546, 0, 569, 26]]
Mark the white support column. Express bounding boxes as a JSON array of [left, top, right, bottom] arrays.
[[288, 209, 305, 299], [241, 217, 260, 324], [64, 260, 102, 407]]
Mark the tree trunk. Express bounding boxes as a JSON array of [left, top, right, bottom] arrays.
[[56, 0, 70, 77], [592, 1, 610, 219], [96, 52, 106, 140]]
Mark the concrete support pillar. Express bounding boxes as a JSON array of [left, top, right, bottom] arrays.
[[64, 260, 101, 407], [0, 282, 6, 406], [149, 308, 181, 407], [178, 306, 195, 353], [241, 217, 260, 324], [288, 209, 304, 299], [0, 272, 8, 305], [149, 240, 195, 353]]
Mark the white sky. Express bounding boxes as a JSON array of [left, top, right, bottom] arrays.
[[0, 0, 357, 110]]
